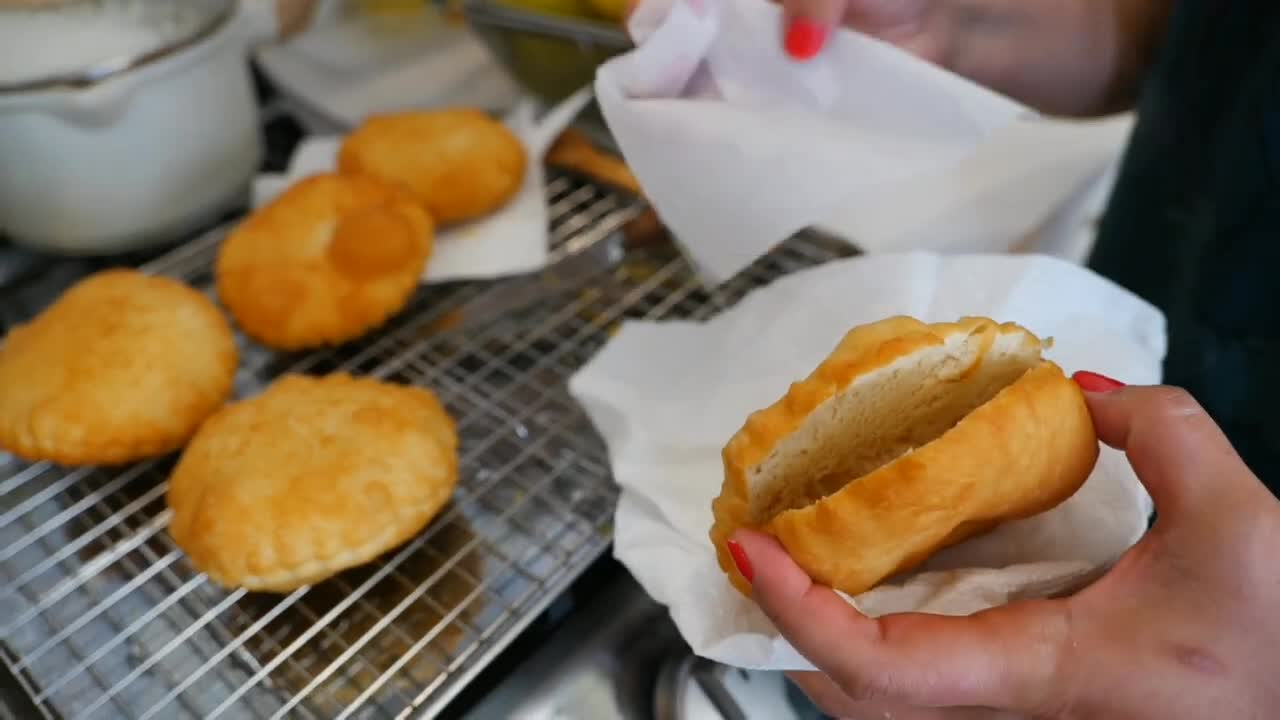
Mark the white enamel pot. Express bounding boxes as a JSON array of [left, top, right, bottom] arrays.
[[0, 0, 270, 255]]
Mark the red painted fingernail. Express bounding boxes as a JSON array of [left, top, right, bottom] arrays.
[[1073, 370, 1127, 393], [727, 540, 754, 582], [785, 18, 827, 60]]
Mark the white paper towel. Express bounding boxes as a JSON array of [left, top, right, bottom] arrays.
[[568, 252, 1166, 670], [253, 89, 595, 283], [595, 0, 1136, 281]]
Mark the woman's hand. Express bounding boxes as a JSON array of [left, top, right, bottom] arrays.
[[779, 0, 939, 62], [775, 0, 1172, 117], [729, 373, 1280, 719]]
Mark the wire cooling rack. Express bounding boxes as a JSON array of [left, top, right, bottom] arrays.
[[0, 173, 855, 719]]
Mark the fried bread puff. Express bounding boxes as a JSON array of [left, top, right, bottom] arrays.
[[711, 317, 1098, 598], [337, 108, 526, 225], [167, 373, 459, 592], [0, 269, 237, 466], [216, 173, 434, 351]]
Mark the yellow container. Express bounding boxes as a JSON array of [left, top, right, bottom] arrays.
[[463, 0, 630, 104]]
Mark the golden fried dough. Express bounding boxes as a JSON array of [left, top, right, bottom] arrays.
[[338, 108, 526, 225], [712, 317, 1097, 598], [167, 373, 459, 593], [0, 269, 237, 466], [216, 173, 434, 351]]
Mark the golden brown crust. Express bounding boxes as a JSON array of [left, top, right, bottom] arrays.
[[215, 173, 434, 351], [167, 373, 459, 593], [710, 316, 1099, 597], [337, 108, 526, 225], [0, 269, 237, 466]]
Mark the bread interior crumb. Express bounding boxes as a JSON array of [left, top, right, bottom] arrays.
[[748, 329, 1043, 522]]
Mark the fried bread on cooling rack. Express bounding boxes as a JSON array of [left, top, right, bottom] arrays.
[[216, 173, 434, 351], [0, 269, 237, 466], [167, 373, 459, 593], [338, 108, 526, 225]]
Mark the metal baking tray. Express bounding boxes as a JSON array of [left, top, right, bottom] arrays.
[[0, 173, 854, 719]]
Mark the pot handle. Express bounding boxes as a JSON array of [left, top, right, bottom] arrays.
[[0, 72, 141, 127]]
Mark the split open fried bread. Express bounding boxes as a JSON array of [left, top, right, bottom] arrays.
[[167, 373, 459, 593], [0, 269, 237, 466], [711, 316, 1099, 597], [216, 173, 434, 351]]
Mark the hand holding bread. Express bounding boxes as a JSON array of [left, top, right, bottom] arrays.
[[711, 315, 1098, 598], [731, 380, 1280, 719]]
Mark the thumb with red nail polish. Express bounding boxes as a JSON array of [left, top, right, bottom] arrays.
[[1073, 370, 1127, 393], [726, 537, 754, 583]]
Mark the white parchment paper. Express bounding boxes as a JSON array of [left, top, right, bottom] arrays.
[[595, 0, 1135, 281]]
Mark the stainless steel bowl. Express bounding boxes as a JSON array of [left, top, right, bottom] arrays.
[[462, 0, 630, 105]]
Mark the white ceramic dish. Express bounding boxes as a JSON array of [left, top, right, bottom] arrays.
[[0, 0, 265, 255]]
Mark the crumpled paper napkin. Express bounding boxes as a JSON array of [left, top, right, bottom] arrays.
[[568, 252, 1165, 669], [595, 0, 1135, 281]]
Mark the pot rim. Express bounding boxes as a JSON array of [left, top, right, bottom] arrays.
[[0, 0, 238, 94]]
